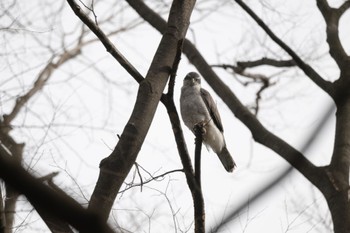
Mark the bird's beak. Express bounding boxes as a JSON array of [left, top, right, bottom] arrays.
[[191, 78, 195, 84]]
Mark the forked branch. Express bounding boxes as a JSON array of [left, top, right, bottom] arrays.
[[316, 0, 350, 69]]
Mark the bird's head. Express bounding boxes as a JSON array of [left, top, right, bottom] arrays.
[[183, 72, 201, 87]]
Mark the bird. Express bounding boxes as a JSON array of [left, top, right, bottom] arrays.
[[180, 72, 236, 172]]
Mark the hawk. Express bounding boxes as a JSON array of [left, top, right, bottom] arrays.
[[180, 72, 236, 172]]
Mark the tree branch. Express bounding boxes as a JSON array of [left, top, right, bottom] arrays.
[[236, 57, 296, 69], [316, 0, 350, 69], [2, 48, 81, 129], [36, 174, 74, 233], [211, 63, 271, 81], [193, 123, 205, 233], [120, 168, 184, 193], [66, 0, 144, 83], [234, 0, 335, 98], [0, 146, 115, 233], [338, 0, 350, 15], [212, 63, 276, 115]]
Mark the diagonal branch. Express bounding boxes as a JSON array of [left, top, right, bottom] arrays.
[[87, 0, 196, 222], [234, 0, 335, 98], [0, 145, 115, 233], [2, 48, 81, 129], [338, 0, 350, 15], [66, 0, 144, 83]]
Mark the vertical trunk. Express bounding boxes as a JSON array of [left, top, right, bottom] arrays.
[[326, 191, 350, 233], [326, 93, 350, 233]]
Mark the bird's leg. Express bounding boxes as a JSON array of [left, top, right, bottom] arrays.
[[194, 121, 206, 136]]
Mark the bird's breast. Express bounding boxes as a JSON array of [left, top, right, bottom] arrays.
[[180, 87, 211, 130]]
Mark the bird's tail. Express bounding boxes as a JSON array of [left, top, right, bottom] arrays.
[[217, 146, 236, 172]]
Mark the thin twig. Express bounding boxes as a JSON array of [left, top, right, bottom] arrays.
[[119, 169, 184, 193]]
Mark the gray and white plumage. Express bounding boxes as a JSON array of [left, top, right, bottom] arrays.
[[180, 72, 236, 172]]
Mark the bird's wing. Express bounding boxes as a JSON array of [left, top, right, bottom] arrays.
[[200, 88, 223, 132]]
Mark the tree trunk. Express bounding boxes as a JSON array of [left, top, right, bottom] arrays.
[[326, 190, 350, 233], [325, 92, 350, 233], [88, 0, 196, 221]]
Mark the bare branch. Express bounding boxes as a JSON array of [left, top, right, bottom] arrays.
[[193, 124, 205, 233], [166, 39, 184, 98], [2, 48, 82, 129], [0, 146, 115, 233], [0, 144, 73, 233], [66, 0, 144, 83], [78, 0, 98, 25], [236, 58, 296, 69], [120, 168, 184, 193], [212, 63, 270, 81], [211, 63, 276, 115], [234, 0, 335, 98], [338, 1, 350, 15], [316, 0, 350, 69]]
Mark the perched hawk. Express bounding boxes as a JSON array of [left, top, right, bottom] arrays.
[[180, 72, 236, 172]]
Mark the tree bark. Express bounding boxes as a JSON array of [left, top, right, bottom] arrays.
[[88, 0, 196, 221], [325, 92, 350, 233]]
